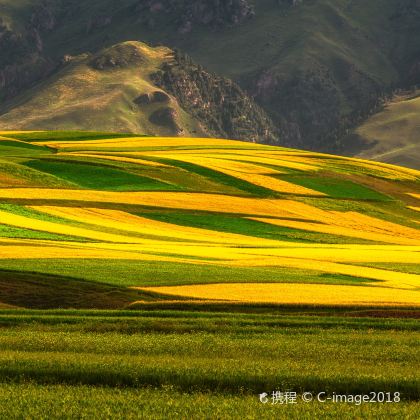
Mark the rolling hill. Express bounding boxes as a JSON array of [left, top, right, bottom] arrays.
[[0, 42, 204, 136], [0, 42, 277, 142], [0, 130, 419, 309]]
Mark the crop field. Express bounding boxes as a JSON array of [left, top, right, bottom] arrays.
[[0, 131, 419, 307], [0, 310, 417, 419], [0, 131, 419, 417]]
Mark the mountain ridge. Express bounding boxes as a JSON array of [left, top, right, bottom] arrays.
[[0, 0, 420, 165]]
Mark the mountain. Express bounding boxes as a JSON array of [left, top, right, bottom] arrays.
[[0, 41, 277, 142], [0, 131, 419, 308], [0, 42, 201, 136], [1, 0, 420, 159]]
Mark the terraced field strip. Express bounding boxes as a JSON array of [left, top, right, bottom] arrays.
[[342, 156, 420, 180], [139, 151, 317, 171], [30, 206, 283, 246], [225, 255, 420, 289], [0, 189, 302, 217], [39, 137, 256, 149], [250, 217, 420, 245], [141, 153, 325, 195], [139, 283, 420, 306], [48, 136, 420, 181], [0, 238, 207, 264], [0, 131, 41, 135], [208, 154, 321, 171], [1, 233, 419, 289], [0, 209, 148, 244]]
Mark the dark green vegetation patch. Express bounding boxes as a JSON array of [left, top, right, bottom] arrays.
[[0, 140, 51, 153], [145, 211, 382, 244], [0, 224, 86, 242], [281, 174, 390, 200], [23, 159, 178, 191], [0, 259, 379, 289]]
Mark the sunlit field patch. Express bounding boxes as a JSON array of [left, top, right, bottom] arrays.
[[139, 283, 420, 306], [0, 188, 305, 217], [37, 137, 254, 150], [250, 215, 420, 245]]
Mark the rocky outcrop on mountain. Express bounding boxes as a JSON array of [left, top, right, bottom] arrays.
[[134, 91, 170, 105], [135, 0, 254, 32], [152, 50, 279, 143], [89, 43, 147, 70]]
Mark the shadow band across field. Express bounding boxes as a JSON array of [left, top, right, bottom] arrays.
[[0, 270, 170, 309], [1, 268, 419, 319]]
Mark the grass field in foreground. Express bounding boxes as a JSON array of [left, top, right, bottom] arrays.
[[0, 131, 419, 308], [0, 310, 417, 418], [1, 384, 419, 420]]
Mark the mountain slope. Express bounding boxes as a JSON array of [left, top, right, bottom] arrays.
[[0, 42, 277, 142], [352, 90, 420, 170], [0, 131, 419, 308], [0, 42, 201, 136]]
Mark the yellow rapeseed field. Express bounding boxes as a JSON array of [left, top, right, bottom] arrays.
[[41, 137, 253, 149], [0, 189, 300, 217], [329, 155, 420, 181], [139, 150, 320, 171], [1, 133, 419, 308], [138, 283, 420, 306], [251, 217, 420, 245], [134, 153, 325, 195], [209, 154, 320, 171], [0, 209, 147, 243], [30, 206, 283, 246]]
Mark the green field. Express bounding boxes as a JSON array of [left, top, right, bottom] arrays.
[[24, 159, 178, 191], [0, 310, 418, 418], [0, 131, 419, 417]]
